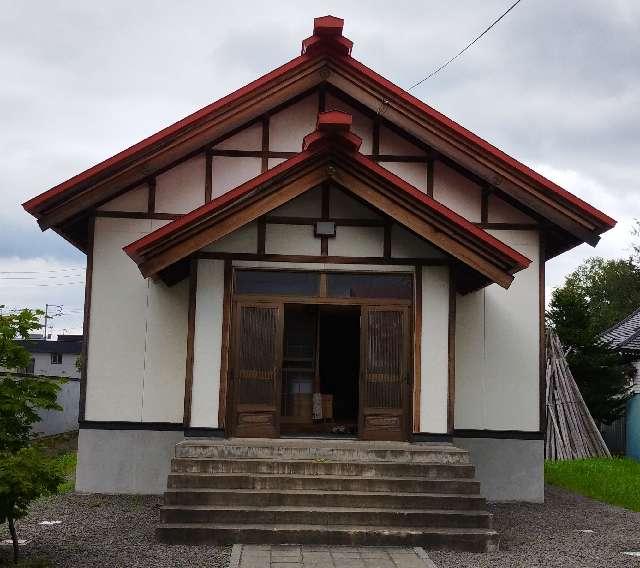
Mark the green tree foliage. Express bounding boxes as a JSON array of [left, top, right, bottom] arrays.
[[548, 258, 640, 425], [0, 307, 64, 563]]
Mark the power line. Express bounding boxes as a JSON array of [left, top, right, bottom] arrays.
[[407, 0, 525, 90]]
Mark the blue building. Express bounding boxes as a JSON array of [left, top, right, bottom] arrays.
[[601, 308, 640, 460]]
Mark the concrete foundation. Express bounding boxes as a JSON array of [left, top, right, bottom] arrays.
[[76, 428, 184, 494], [453, 437, 544, 502]]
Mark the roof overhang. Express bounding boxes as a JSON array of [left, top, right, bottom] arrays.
[[23, 15, 615, 260], [124, 112, 530, 293]]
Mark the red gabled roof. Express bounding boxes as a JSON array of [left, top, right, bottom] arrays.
[[23, 15, 615, 244], [124, 111, 531, 287]]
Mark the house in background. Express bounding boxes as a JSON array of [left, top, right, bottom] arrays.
[[600, 308, 640, 460], [16, 334, 82, 378], [2, 334, 82, 437], [23, 16, 615, 549]]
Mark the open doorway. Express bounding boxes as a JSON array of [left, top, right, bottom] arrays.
[[280, 304, 360, 436]]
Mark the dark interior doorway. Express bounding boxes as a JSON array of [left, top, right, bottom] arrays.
[[280, 304, 360, 436]]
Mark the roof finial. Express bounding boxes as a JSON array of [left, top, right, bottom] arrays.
[[301, 16, 353, 56]]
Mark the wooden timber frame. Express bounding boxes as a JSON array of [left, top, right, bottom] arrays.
[[220, 266, 420, 441]]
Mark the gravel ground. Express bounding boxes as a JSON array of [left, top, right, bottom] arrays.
[[2, 485, 639, 567], [0, 493, 230, 568], [431, 485, 640, 568]]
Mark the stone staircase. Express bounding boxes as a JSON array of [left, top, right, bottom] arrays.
[[157, 438, 498, 552]]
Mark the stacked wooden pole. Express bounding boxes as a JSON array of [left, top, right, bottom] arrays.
[[545, 329, 611, 460]]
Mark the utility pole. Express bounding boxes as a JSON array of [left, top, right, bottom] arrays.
[[43, 304, 63, 340]]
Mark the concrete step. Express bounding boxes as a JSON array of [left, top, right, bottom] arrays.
[[164, 488, 486, 510], [159, 505, 493, 529], [156, 522, 499, 552], [166, 472, 482, 494], [176, 438, 470, 464], [171, 458, 476, 479]]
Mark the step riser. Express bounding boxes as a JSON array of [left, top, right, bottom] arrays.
[[164, 491, 485, 510], [167, 474, 481, 494], [171, 459, 475, 479], [160, 509, 492, 529], [156, 526, 498, 553], [175, 445, 469, 464]]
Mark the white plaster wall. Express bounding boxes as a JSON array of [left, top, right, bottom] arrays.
[[420, 266, 450, 433], [214, 122, 262, 150], [265, 224, 320, 256], [433, 162, 482, 222], [330, 188, 381, 219], [328, 226, 384, 257], [202, 222, 258, 254], [455, 230, 540, 431], [382, 162, 427, 193], [271, 187, 322, 217], [391, 225, 446, 259], [155, 154, 206, 214], [379, 126, 424, 156], [191, 259, 225, 428], [488, 194, 535, 223], [211, 156, 261, 200], [98, 184, 148, 212], [86, 218, 188, 423], [325, 93, 373, 154], [269, 94, 318, 152]]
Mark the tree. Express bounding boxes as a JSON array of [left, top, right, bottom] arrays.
[[0, 307, 64, 563], [548, 258, 640, 424]]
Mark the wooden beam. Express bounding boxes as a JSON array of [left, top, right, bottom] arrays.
[[264, 215, 386, 227], [321, 182, 330, 256], [413, 265, 422, 432], [95, 211, 182, 220], [147, 177, 156, 214], [198, 251, 449, 266], [78, 216, 95, 422], [426, 155, 434, 198], [257, 217, 266, 255], [205, 150, 213, 203], [182, 258, 198, 428], [447, 268, 456, 433], [539, 233, 546, 433], [372, 117, 380, 158], [218, 259, 233, 429], [384, 221, 392, 259], [261, 116, 270, 173]]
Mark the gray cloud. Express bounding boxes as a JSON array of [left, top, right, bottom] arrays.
[[1, 0, 638, 320]]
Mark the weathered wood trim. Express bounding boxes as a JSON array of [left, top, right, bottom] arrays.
[[447, 267, 456, 433], [372, 117, 380, 158], [318, 83, 326, 113], [147, 177, 156, 214], [205, 150, 213, 203], [413, 265, 422, 432], [218, 259, 233, 429], [95, 211, 183, 220], [209, 149, 295, 159], [539, 233, 546, 433], [197, 251, 450, 266], [182, 258, 198, 427], [78, 216, 95, 422]]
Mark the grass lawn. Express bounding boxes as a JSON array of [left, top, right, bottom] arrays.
[[545, 457, 640, 512]]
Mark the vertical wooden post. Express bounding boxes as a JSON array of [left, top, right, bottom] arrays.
[[183, 258, 198, 428], [447, 268, 456, 433], [78, 216, 95, 422], [413, 265, 422, 433]]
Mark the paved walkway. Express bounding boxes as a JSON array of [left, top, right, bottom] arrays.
[[230, 545, 437, 568]]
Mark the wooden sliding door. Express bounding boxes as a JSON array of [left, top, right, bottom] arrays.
[[231, 302, 283, 438], [359, 305, 410, 441]]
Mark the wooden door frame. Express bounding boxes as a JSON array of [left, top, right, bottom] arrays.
[[224, 267, 415, 440]]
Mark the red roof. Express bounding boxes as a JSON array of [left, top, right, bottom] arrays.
[[23, 14, 615, 238], [124, 111, 531, 279]]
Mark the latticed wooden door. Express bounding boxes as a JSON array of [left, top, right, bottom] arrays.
[[359, 305, 410, 441], [231, 302, 283, 438]]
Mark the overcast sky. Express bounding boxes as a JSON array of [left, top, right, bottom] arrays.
[[1, 1, 638, 335]]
